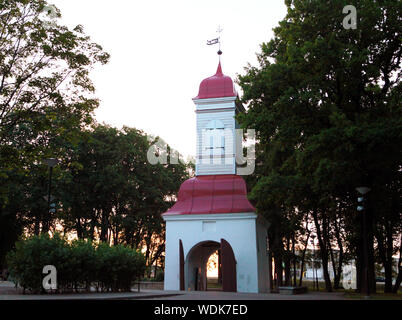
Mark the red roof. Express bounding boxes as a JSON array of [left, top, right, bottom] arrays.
[[193, 62, 236, 100], [162, 175, 255, 216]]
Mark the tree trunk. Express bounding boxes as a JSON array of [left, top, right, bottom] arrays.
[[113, 225, 119, 246], [266, 234, 273, 292], [299, 215, 311, 287], [384, 222, 394, 293], [334, 255, 343, 290], [333, 215, 344, 289], [100, 208, 110, 242], [34, 213, 40, 236], [375, 221, 393, 293], [275, 256, 283, 287], [298, 239, 309, 287], [356, 210, 364, 292], [366, 203, 376, 294], [272, 230, 283, 289], [267, 248, 273, 292], [284, 236, 291, 286], [145, 236, 152, 277], [393, 269, 402, 293], [76, 217, 83, 239], [89, 209, 97, 241], [292, 233, 297, 286], [392, 234, 402, 293], [356, 249, 362, 292], [329, 246, 338, 288], [312, 209, 332, 292]]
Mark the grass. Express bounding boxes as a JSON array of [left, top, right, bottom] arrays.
[[301, 279, 402, 299], [207, 277, 222, 290], [298, 279, 328, 291], [206, 277, 401, 298], [343, 292, 402, 300]]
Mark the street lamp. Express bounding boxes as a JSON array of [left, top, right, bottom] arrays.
[[44, 158, 58, 233], [356, 186, 371, 299]]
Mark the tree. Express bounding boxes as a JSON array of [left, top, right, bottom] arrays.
[[0, 0, 109, 202], [238, 0, 401, 292], [0, 0, 109, 270], [58, 124, 190, 273], [0, 0, 109, 143]]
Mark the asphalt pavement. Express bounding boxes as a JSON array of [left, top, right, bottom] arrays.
[[0, 281, 346, 300]]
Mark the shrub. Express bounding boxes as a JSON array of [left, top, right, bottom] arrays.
[[6, 233, 69, 293], [6, 235, 146, 293], [68, 239, 97, 290], [155, 269, 164, 282], [94, 243, 146, 292]]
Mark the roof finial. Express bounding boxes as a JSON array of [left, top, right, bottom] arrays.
[[216, 60, 223, 75], [216, 25, 223, 58], [207, 25, 223, 59]]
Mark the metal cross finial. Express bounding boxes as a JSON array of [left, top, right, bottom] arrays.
[[216, 25, 223, 55], [207, 25, 223, 57]]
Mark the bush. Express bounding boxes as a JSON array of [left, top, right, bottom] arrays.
[[155, 269, 164, 282], [6, 233, 69, 293], [68, 239, 97, 290], [6, 234, 146, 293], [94, 243, 146, 292]]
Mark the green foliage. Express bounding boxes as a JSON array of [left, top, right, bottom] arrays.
[[0, 0, 189, 276], [0, 123, 189, 272], [67, 239, 97, 288], [0, 0, 109, 267], [57, 124, 189, 269], [95, 243, 146, 292], [238, 0, 402, 291], [155, 269, 164, 282], [6, 234, 68, 293], [6, 234, 146, 293]]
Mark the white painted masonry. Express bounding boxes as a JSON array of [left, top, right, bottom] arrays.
[[162, 63, 270, 293], [194, 96, 237, 176], [164, 213, 270, 293]]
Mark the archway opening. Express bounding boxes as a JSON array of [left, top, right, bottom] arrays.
[[185, 240, 220, 291], [184, 239, 237, 292], [206, 249, 222, 291]]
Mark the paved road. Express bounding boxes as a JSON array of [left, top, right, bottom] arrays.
[[135, 290, 347, 300], [0, 281, 346, 300]]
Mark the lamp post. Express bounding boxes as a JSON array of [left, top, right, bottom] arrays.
[[356, 186, 371, 299], [310, 235, 317, 291], [44, 158, 58, 233]]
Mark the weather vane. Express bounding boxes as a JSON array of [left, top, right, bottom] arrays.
[[207, 25, 223, 56]]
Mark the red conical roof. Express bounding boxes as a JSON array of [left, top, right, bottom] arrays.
[[162, 175, 255, 216], [193, 61, 236, 100]]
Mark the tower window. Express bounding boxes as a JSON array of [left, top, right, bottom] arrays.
[[202, 120, 225, 164]]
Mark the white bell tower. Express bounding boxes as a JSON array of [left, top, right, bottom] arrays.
[[162, 58, 270, 294], [193, 62, 241, 176]]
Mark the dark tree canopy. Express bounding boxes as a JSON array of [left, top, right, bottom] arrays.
[[0, 1, 190, 278], [238, 0, 401, 292], [0, 0, 109, 269]]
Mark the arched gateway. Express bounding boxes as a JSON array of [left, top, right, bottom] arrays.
[[183, 239, 237, 292], [162, 59, 270, 293]]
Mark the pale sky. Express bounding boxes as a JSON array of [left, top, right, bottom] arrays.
[[51, 0, 287, 159]]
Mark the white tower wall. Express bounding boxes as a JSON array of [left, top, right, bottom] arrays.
[[194, 96, 237, 176], [164, 213, 269, 293], [162, 62, 270, 294]]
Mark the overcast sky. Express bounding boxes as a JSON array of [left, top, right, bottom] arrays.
[[50, 0, 287, 159]]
